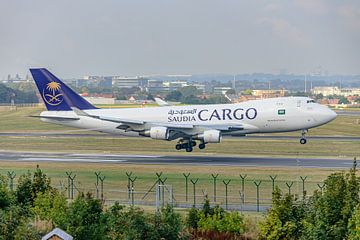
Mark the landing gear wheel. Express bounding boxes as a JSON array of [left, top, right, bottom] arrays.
[[300, 138, 307, 144], [191, 141, 196, 147], [181, 143, 188, 149], [186, 147, 193, 152], [175, 144, 182, 150], [199, 143, 206, 149]]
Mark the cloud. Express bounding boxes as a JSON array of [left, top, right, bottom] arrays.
[[294, 0, 330, 15], [338, 5, 360, 30], [258, 17, 310, 46]]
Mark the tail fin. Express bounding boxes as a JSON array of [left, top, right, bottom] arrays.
[[30, 68, 97, 111]]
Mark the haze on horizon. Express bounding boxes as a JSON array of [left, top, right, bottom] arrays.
[[0, 0, 359, 79]]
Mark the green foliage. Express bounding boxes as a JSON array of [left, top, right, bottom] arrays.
[[106, 203, 185, 240], [65, 192, 106, 240], [0, 206, 39, 240], [0, 83, 38, 104], [0, 175, 14, 210], [198, 209, 244, 235], [260, 162, 360, 240], [166, 90, 183, 101], [348, 204, 360, 239], [259, 187, 306, 239], [187, 207, 200, 229], [15, 166, 53, 208], [15, 171, 33, 207], [302, 164, 360, 240], [32, 190, 68, 228], [155, 205, 183, 240], [187, 197, 244, 236], [242, 89, 253, 95]]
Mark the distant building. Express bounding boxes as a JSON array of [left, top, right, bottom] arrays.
[[191, 83, 206, 94], [112, 76, 148, 90], [163, 81, 188, 92], [213, 87, 232, 95], [252, 89, 286, 99], [312, 87, 360, 97], [147, 79, 164, 94]]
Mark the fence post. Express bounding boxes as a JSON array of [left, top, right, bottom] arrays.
[[300, 176, 307, 199], [69, 174, 76, 199], [317, 183, 325, 194], [239, 174, 247, 204], [95, 172, 101, 199], [190, 178, 199, 208], [65, 171, 73, 199], [269, 175, 277, 193], [183, 173, 190, 202], [254, 181, 262, 212], [286, 181, 294, 195], [7, 171, 16, 191], [223, 179, 231, 210], [129, 176, 137, 206], [126, 172, 133, 200], [211, 173, 219, 202], [99, 175, 106, 201]]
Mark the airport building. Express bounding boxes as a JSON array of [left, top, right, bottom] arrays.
[[252, 89, 286, 98], [312, 87, 360, 97], [213, 87, 232, 95], [112, 76, 149, 90]]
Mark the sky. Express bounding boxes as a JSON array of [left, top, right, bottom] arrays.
[[0, 0, 359, 78]]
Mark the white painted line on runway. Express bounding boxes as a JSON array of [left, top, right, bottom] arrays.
[[20, 158, 127, 163]]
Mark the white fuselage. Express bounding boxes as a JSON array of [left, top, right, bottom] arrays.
[[40, 97, 337, 138]]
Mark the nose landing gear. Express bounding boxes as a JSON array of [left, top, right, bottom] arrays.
[[300, 129, 308, 144]]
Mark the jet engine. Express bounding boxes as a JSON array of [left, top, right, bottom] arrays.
[[199, 130, 222, 143], [149, 126, 169, 140]]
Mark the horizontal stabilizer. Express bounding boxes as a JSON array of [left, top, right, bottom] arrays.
[[30, 115, 80, 121]]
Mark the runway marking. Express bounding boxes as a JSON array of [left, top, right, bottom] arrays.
[[20, 157, 127, 163]]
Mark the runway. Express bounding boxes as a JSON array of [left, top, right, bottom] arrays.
[[1, 132, 359, 141], [0, 151, 355, 168]]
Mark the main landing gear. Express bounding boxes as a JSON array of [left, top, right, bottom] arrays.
[[300, 129, 308, 144], [175, 139, 206, 152]]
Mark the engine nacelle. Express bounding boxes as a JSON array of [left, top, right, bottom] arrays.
[[149, 126, 170, 140], [199, 130, 222, 143]]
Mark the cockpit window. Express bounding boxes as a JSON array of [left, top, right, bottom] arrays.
[[307, 100, 316, 103]]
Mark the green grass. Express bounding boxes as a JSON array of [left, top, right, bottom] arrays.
[[0, 136, 358, 158]]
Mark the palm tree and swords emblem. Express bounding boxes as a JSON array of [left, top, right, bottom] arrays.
[[42, 81, 64, 105]]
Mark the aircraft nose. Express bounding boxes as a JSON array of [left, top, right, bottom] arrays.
[[319, 107, 337, 123], [312, 105, 337, 124]]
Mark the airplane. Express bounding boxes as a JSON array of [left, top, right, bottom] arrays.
[[30, 68, 337, 152]]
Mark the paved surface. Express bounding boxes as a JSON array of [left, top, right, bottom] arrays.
[[0, 151, 355, 168], [335, 110, 360, 116], [1, 132, 359, 141]]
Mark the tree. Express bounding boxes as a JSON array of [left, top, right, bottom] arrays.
[[32, 190, 68, 229], [65, 193, 107, 240], [166, 91, 182, 101], [16, 166, 53, 208], [348, 204, 360, 239], [259, 187, 306, 239], [15, 172, 33, 207]]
